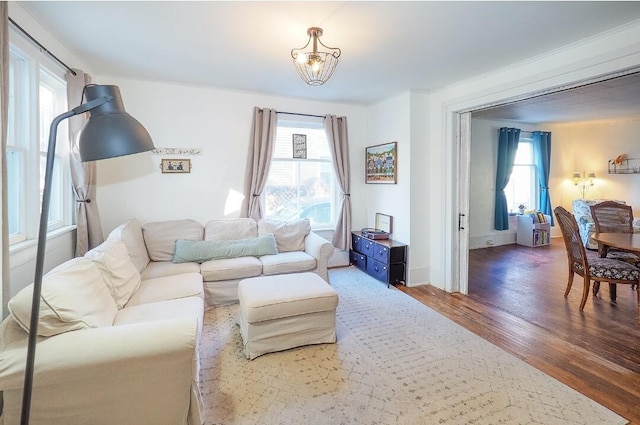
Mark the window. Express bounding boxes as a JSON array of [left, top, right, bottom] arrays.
[[8, 33, 71, 246], [504, 138, 537, 214], [263, 117, 338, 229]]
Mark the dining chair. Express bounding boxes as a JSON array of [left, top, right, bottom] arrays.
[[590, 201, 640, 290], [554, 206, 640, 315]]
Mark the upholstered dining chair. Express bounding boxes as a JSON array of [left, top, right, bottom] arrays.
[[554, 206, 640, 315], [590, 201, 640, 290]]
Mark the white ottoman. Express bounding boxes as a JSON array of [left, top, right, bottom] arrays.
[[238, 272, 339, 360]]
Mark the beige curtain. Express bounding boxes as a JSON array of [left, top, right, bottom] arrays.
[[324, 115, 352, 250], [1, 3, 9, 318], [66, 70, 104, 256], [242, 107, 277, 220]]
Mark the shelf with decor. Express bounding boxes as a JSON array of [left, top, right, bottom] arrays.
[[608, 157, 640, 174]]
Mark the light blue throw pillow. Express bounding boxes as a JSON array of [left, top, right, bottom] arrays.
[[173, 233, 278, 263]]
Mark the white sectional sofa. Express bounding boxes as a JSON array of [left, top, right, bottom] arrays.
[[0, 240, 205, 425], [115, 217, 334, 306], [0, 216, 333, 424]]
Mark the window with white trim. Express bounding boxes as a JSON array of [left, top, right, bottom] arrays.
[[8, 33, 71, 247], [504, 138, 537, 214], [262, 117, 339, 229]]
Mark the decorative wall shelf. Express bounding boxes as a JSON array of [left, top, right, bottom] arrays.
[[608, 157, 640, 174]]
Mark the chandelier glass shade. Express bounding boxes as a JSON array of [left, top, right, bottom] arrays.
[[291, 27, 341, 86]]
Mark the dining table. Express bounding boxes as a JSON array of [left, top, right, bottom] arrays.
[[591, 232, 640, 300]]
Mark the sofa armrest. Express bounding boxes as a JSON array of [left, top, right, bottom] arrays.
[[0, 318, 203, 425], [304, 232, 334, 283]]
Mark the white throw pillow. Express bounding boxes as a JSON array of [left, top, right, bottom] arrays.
[[8, 257, 118, 337], [258, 218, 311, 252], [107, 218, 150, 273], [143, 219, 204, 261], [85, 239, 142, 308]]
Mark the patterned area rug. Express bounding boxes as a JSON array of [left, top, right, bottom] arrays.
[[199, 267, 627, 425]]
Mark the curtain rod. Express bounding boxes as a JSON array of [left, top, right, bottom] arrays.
[[8, 17, 76, 76], [277, 111, 324, 119]]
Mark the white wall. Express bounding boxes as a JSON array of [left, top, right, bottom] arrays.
[[546, 118, 640, 212], [93, 77, 368, 237]]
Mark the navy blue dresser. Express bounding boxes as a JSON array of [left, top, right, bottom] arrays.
[[350, 231, 407, 286]]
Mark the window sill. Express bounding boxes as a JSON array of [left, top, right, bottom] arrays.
[[9, 225, 77, 255]]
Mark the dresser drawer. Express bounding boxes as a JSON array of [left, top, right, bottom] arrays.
[[361, 240, 375, 256], [366, 258, 389, 283], [350, 250, 367, 272], [352, 234, 363, 253], [372, 243, 389, 264]]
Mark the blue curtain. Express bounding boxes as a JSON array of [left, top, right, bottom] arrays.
[[494, 127, 520, 230], [533, 131, 553, 225]]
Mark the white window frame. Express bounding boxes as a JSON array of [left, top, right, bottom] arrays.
[[504, 137, 538, 214], [8, 29, 73, 248], [262, 116, 340, 230]]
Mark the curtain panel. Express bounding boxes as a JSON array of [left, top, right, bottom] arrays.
[[533, 131, 554, 225], [494, 127, 520, 230], [243, 107, 277, 220], [66, 70, 104, 256], [1, 2, 9, 318], [324, 115, 352, 250]]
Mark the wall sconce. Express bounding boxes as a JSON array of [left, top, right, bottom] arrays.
[[573, 170, 596, 199]]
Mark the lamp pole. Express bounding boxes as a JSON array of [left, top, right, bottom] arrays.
[[20, 85, 154, 425], [20, 95, 115, 425]]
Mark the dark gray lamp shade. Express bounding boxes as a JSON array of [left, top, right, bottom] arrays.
[[78, 85, 154, 162]]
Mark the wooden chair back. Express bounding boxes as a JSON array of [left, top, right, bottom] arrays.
[[590, 201, 634, 234], [554, 206, 587, 271]]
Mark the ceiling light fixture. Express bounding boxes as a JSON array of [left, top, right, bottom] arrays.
[[291, 27, 341, 86]]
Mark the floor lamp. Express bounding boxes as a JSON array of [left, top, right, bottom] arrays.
[[20, 84, 155, 425]]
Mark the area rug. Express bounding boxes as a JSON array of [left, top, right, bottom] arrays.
[[198, 267, 627, 425]]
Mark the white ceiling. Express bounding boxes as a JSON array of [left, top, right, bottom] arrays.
[[15, 1, 640, 121]]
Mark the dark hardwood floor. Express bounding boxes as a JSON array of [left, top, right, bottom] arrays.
[[395, 238, 640, 424]]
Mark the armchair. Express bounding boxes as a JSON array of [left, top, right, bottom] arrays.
[[571, 199, 640, 249]]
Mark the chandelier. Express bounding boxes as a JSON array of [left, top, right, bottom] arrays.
[[291, 27, 341, 86]]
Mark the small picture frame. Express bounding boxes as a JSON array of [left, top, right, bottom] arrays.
[[292, 134, 307, 159], [366, 142, 397, 184], [161, 159, 191, 173]]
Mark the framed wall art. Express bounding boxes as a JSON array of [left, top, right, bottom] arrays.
[[161, 159, 191, 173], [365, 142, 397, 184], [292, 134, 307, 159]]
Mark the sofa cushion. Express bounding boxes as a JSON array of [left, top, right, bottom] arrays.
[[260, 251, 317, 276], [141, 261, 201, 280], [173, 234, 278, 263], [85, 239, 141, 308], [107, 218, 150, 273], [143, 219, 204, 261], [8, 258, 117, 336], [258, 218, 311, 252], [200, 256, 263, 282], [204, 218, 257, 241], [114, 297, 203, 328], [126, 272, 204, 307]]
